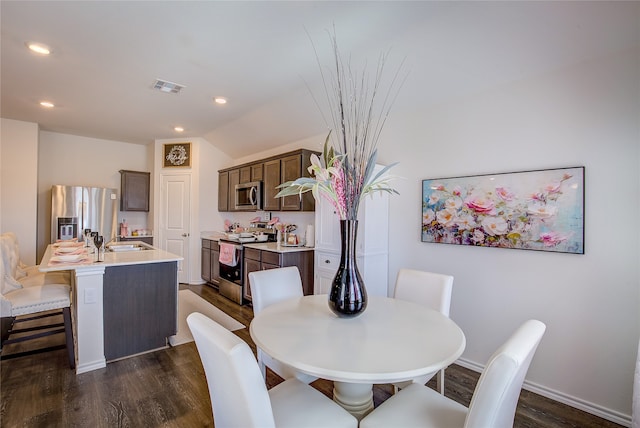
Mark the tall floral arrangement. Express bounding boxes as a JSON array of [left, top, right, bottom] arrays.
[[276, 31, 405, 220]]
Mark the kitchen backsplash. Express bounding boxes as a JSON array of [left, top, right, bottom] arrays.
[[117, 210, 151, 236], [224, 210, 314, 240]]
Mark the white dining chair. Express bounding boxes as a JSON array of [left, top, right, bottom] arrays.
[[187, 312, 357, 428], [392, 268, 453, 394], [360, 319, 546, 428], [248, 266, 317, 384]]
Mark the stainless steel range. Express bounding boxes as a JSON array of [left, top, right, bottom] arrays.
[[217, 222, 277, 305]]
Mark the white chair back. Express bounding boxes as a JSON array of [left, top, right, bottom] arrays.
[[249, 266, 303, 315], [187, 312, 276, 428], [392, 269, 454, 394], [248, 266, 317, 383], [464, 319, 546, 428], [394, 269, 453, 316]]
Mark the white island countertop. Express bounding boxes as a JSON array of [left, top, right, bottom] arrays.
[[40, 241, 183, 272]]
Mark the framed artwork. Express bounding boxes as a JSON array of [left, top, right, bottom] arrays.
[[422, 167, 584, 254], [163, 142, 191, 168]]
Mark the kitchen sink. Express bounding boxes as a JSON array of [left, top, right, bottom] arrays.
[[106, 242, 152, 252]]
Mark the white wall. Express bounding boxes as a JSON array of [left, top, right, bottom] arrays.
[[0, 119, 39, 265], [38, 131, 152, 259], [373, 47, 638, 423], [257, 46, 638, 425]]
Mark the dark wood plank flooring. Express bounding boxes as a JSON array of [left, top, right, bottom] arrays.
[[0, 283, 623, 427]]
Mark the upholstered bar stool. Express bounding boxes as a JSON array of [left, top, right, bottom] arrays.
[[0, 232, 75, 368]]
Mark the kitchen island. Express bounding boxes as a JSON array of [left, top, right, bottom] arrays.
[[40, 242, 183, 374]]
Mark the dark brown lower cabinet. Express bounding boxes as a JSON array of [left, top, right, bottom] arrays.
[[201, 239, 220, 286], [103, 262, 178, 361], [243, 247, 314, 301]]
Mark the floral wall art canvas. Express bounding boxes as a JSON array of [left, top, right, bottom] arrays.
[[422, 167, 585, 254]]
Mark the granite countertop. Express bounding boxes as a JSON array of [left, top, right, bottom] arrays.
[[200, 231, 314, 253], [243, 242, 314, 254]]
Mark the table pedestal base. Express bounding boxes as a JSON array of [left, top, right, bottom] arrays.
[[333, 381, 374, 420]]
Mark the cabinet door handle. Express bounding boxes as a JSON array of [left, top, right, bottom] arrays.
[[182, 233, 190, 237], [325, 259, 331, 264]]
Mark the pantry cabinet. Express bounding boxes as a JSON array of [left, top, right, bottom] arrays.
[[314, 165, 390, 297]]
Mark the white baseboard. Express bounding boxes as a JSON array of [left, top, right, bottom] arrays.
[[455, 358, 631, 427]]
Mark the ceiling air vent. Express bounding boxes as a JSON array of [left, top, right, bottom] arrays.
[[152, 79, 185, 94]]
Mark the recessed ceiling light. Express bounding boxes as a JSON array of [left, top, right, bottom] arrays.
[[26, 42, 52, 55], [40, 101, 55, 108], [174, 126, 184, 132], [214, 97, 227, 105]]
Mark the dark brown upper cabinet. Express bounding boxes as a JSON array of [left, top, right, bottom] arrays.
[[218, 171, 229, 212], [263, 159, 281, 212], [218, 149, 319, 212], [120, 170, 150, 212]]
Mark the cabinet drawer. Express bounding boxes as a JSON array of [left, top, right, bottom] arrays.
[[210, 240, 219, 251], [202, 239, 211, 249], [261, 251, 281, 266], [245, 247, 261, 261], [315, 252, 340, 271]]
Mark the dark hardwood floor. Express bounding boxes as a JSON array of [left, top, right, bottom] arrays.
[[0, 283, 624, 427]]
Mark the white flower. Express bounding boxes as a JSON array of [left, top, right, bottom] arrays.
[[423, 209, 435, 225], [455, 213, 477, 230], [527, 203, 557, 219], [472, 229, 485, 244], [436, 208, 457, 227], [481, 216, 508, 236], [444, 196, 463, 210]]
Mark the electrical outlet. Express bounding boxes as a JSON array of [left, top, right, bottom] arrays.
[[263, 212, 271, 221]]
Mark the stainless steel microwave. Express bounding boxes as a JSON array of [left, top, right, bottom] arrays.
[[235, 181, 263, 211]]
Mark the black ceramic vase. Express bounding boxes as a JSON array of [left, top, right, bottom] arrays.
[[328, 219, 367, 318]]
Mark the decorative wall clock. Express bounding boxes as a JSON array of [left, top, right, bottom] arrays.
[[163, 142, 191, 168]]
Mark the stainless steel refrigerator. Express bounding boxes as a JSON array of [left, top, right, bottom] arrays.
[[50, 185, 118, 243]]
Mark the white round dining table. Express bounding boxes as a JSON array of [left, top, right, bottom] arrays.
[[249, 294, 466, 419]]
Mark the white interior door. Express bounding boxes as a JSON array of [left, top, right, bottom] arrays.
[[160, 173, 191, 283]]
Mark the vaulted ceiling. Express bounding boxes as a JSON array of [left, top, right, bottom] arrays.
[[2, 1, 638, 158]]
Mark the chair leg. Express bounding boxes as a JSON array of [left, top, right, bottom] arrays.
[[1, 316, 14, 346], [62, 307, 75, 369], [1, 309, 75, 369], [437, 368, 445, 395]]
